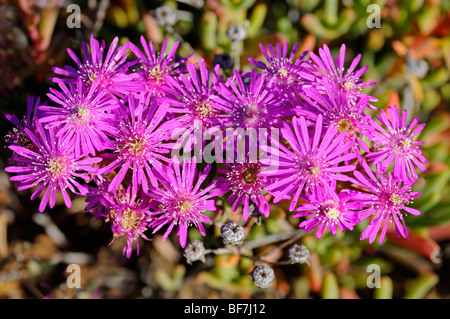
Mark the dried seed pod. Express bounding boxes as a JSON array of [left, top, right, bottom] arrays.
[[226, 24, 247, 42], [250, 264, 275, 289], [287, 244, 310, 265], [220, 221, 245, 245], [183, 240, 205, 264], [154, 6, 177, 27]]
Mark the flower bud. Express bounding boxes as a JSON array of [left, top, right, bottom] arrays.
[[250, 264, 275, 289], [183, 240, 205, 264]]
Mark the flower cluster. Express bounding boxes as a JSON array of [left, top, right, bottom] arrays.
[[4, 35, 428, 258]]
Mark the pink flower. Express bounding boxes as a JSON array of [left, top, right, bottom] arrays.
[[294, 188, 362, 238], [148, 158, 220, 248], [365, 105, 427, 183], [352, 161, 421, 244], [5, 121, 101, 212], [262, 114, 356, 211]]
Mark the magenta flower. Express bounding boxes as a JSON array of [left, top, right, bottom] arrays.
[[51, 35, 138, 96], [365, 105, 427, 182], [107, 186, 156, 258], [84, 175, 116, 220], [248, 42, 314, 100], [39, 77, 118, 158], [262, 114, 356, 211], [130, 36, 191, 99], [148, 158, 219, 248], [97, 94, 173, 195], [352, 161, 421, 244], [294, 188, 362, 238], [217, 161, 271, 221], [5, 95, 43, 161], [164, 59, 222, 131], [163, 59, 223, 152], [211, 69, 292, 131], [5, 121, 102, 212], [309, 43, 377, 108], [299, 79, 373, 157]]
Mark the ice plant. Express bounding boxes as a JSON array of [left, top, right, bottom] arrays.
[[148, 158, 219, 248], [5, 121, 101, 212], [2, 36, 431, 260], [352, 161, 421, 244], [39, 77, 118, 158], [107, 186, 156, 258], [309, 43, 377, 108], [97, 94, 173, 195], [365, 105, 427, 183], [262, 114, 356, 211], [294, 188, 362, 238], [51, 34, 138, 96], [211, 69, 292, 132], [248, 42, 314, 100], [130, 36, 191, 99]]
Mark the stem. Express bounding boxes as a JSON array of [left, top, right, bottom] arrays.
[[0, 212, 9, 258], [244, 229, 306, 250], [231, 41, 241, 72], [259, 229, 305, 258], [204, 229, 306, 265], [92, 0, 109, 37]]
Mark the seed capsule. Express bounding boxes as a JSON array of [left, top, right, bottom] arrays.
[[183, 240, 205, 264], [287, 244, 310, 265], [250, 264, 275, 289], [220, 221, 245, 245]]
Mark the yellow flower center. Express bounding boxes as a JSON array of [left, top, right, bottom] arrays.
[[194, 100, 216, 119], [389, 194, 403, 206], [242, 167, 258, 184], [320, 199, 341, 222], [338, 119, 353, 132], [71, 105, 92, 126], [120, 209, 141, 232], [147, 65, 165, 82], [343, 77, 355, 91], [125, 138, 147, 156], [278, 68, 288, 78]]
